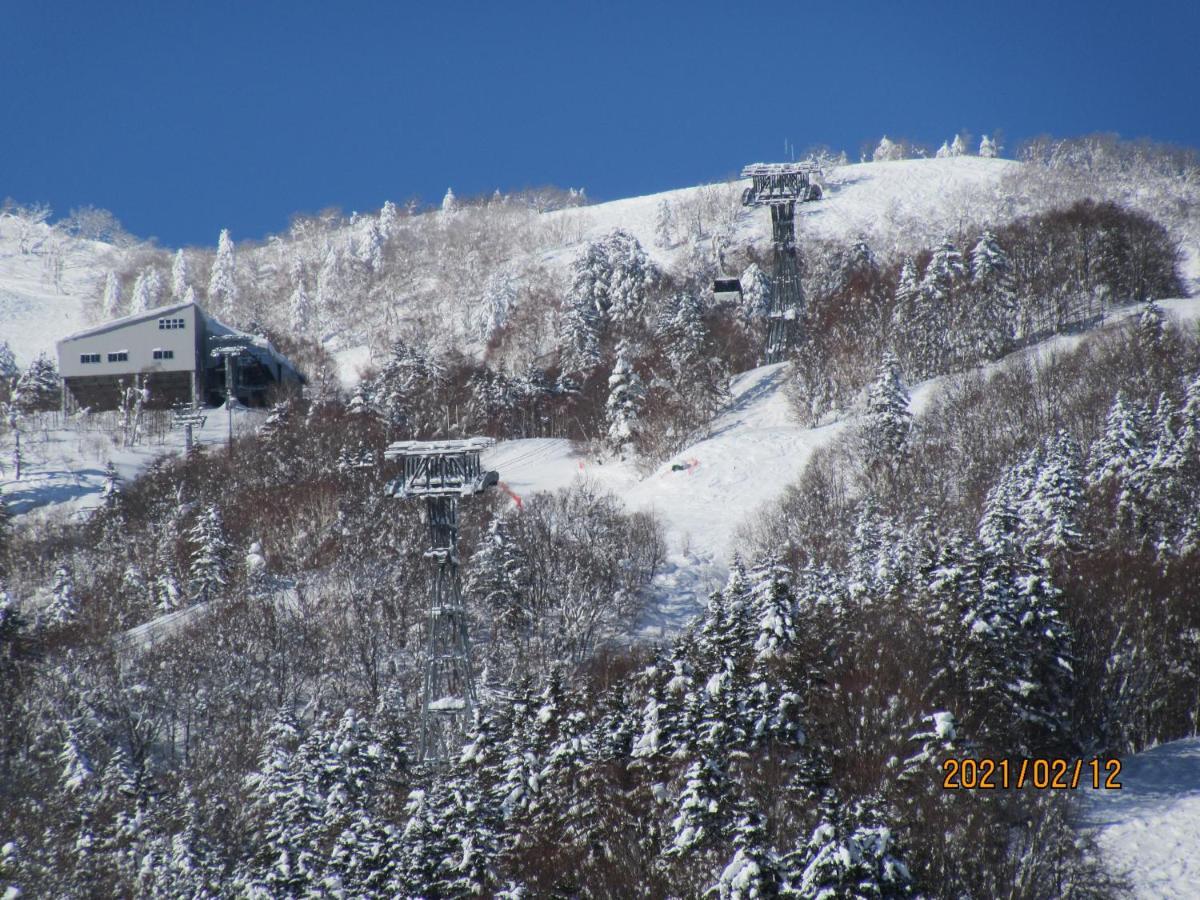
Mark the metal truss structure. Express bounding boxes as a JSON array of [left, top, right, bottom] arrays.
[[741, 161, 823, 363], [384, 437, 499, 763]]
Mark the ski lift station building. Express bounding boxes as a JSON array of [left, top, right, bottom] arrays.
[[56, 301, 304, 412]]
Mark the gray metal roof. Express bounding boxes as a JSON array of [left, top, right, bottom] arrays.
[[58, 301, 196, 343]]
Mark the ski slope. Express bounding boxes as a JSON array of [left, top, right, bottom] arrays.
[[484, 362, 848, 631], [1081, 738, 1200, 898], [0, 216, 118, 366], [539, 156, 1019, 271]]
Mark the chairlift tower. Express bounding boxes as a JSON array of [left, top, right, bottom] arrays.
[[210, 343, 246, 450], [384, 437, 499, 763], [740, 162, 823, 363]]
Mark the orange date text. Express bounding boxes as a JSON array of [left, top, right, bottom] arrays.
[[941, 757, 1122, 790]]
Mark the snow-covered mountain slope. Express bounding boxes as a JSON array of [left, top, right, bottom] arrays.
[[486, 364, 843, 563], [485, 363, 847, 630], [0, 157, 1021, 369], [0, 217, 119, 366], [1081, 738, 1200, 898], [485, 295, 1200, 631], [538, 157, 1019, 271]]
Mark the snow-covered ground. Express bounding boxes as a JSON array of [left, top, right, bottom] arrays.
[[0, 216, 118, 366], [484, 363, 847, 632], [0, 404, 264, 522], [539, 157, 1019, 272], [1080, 738, 1200, 898]]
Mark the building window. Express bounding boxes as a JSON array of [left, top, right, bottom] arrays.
[[158, 317, 186, 330], [108, 351, 129, 363], [80, 353, 101, 364], [152, 349, 175, 360]]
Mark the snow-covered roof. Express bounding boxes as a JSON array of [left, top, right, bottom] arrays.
[[741, 162, 822, 176], [385, 437, 495, 459], [57, 301, 196, 343]]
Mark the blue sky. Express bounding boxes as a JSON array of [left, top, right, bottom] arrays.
[[2, 1, 1197, 248]]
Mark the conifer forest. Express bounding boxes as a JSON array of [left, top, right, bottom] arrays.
[[2, 133, 1200, 897]]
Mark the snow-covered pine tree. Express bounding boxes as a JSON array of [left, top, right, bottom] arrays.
[[187, 505, 229, 605], [935, 141, 952, 159], [964, 230, 1017, 356], [0, 837, 22, 900], [356, 220, 384, 272], [966, 467, 1078, 750], [1022, 430, 1085, 554], [710, 809, 781, 899], [138, 789, 220, 899], [654, 198, 676, 249], [208, 228, 238, 320], [1004, 553, 1075, 749], [314, 245, 340, 333], [750, 561, 798, 661], [668, 756, 729, 857], [239, 707, 323, 897], [558, 291, 602, 377], [289, 279, 313, 336], [784, 802, 913, 897], [861, 353, 912, 474], [872, 136, 904, 162], [898, 712, 966, 781], [170, 249, 190, 300], [431, 710, 505, 896], [101, 270, 122, 319], [1137, 298, 1166, 350], [979, 134, 998, 158], [477, 266, 518, 343], [738, 262, 772, 324], [889, 258, 927, 378], [100, 461, 121, 506], [605, 341, 646, 456], [152, 511, 185, 615], [42, 566, 79, 630], [950, 133, 967, 157], [379, 200, 399, 237], [370, 339, 443, 437], [130, 268, 158, 315], [566, 228, 656, 333], [971, 230, 1010, 285], [1088, 392, 1148, 491], [697, 559, 753, 667], [923, 238, 966, 298], [312, 709, 393, 894], [442, 186, 457, 213], [467, 511, 528, 643], [0, 342, 16, 396], [12, 353, 60, 413], [0, 579, 25, 660]]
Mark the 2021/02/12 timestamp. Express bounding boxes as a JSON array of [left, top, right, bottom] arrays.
[[942, 757, 1122, 790]]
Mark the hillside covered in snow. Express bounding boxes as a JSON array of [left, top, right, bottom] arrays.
[[3, 135, 1200, 898]]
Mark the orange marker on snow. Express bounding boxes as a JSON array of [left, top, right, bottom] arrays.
[[498, 481, 523, 509]]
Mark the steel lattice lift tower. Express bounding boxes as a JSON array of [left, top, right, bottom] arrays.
[[385, 437, 500, 763], [741, 162, 823, 363]]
